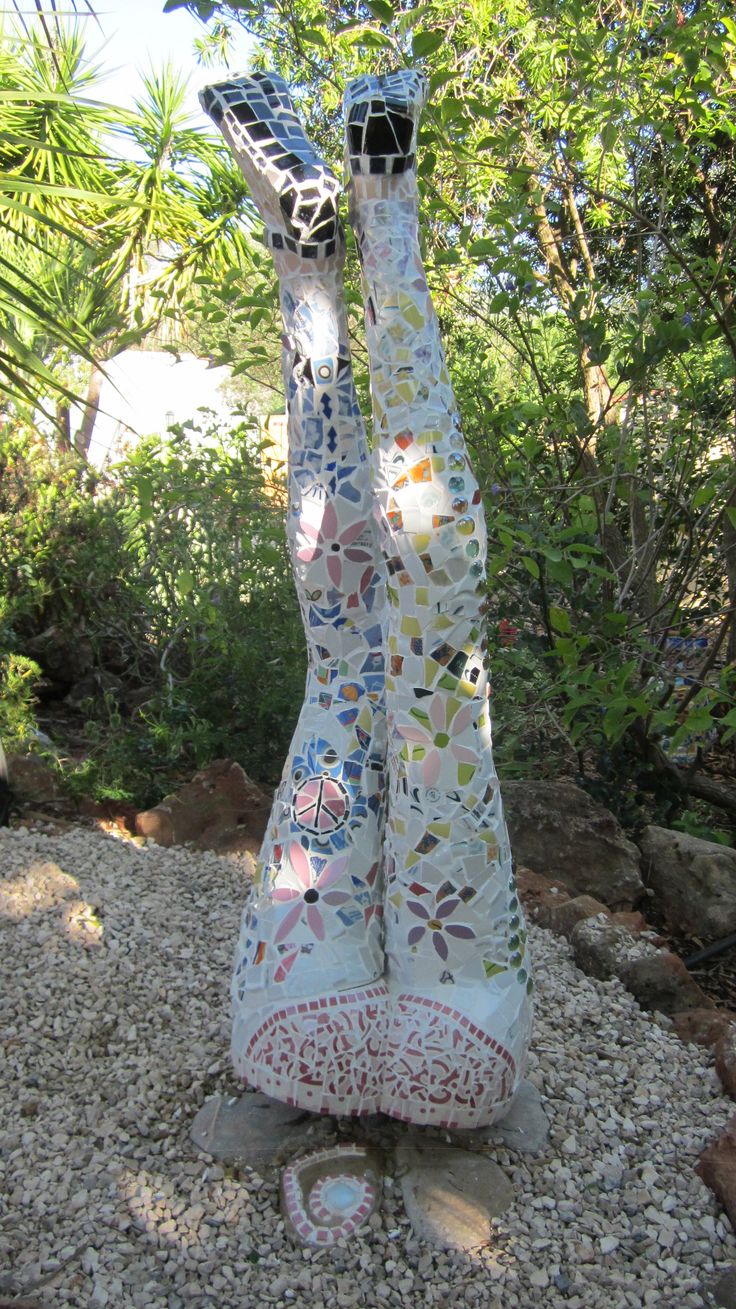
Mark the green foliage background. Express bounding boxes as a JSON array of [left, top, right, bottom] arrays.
[[1, 1, 736, 840], [0, 423, 305, 803]]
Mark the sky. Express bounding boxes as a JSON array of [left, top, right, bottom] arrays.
[[62, 0, 254, 119]]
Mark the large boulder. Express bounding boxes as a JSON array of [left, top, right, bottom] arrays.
[[697, 1116, 736, 1232], [135, 759, 272, 854], [569, 917, 711, 1014], [637, 825, 736, 940], [717, 1029, 736, 1099], [535, 894, 611, 938], [502, 780, 644, 907], [515, 865, 572, 912], [6, 753, 64, 809], [569, 915, 651, 981], [620, 951, 711, 1016], [671, 1008, 736, 1050]]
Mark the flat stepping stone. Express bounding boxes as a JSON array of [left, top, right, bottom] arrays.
[[452, 1079, 551, 1155], [708, 1267, 736, 1308], [396, 1141, 514, 1251], [281, 1144, 382, 1247], [191, 1091, 330, 1169]]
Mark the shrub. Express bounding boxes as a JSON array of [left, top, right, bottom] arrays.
[[0, 419, 306, 804]]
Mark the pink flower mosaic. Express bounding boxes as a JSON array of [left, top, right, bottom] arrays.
[[396, 694, 480, 785], [273, 844, 356, 943]]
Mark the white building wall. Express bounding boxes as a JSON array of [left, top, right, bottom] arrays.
[[77, 350, 236, 468]]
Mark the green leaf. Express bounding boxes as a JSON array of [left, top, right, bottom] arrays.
[[412, 30, 445, 58], [358, 28, 394, 48], [366, 0, 394, 21], [177, 569, 194, 598], [434, 248, 461, 265], [521, 555, 539, 578], [468, 238, 496, 257], [548, 606, 571, 634], [546, 558, 574, 585]]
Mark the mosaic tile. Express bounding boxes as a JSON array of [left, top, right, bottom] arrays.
[[280, 1145, 382, 1247]]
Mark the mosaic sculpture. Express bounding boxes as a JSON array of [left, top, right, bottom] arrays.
[[200, 69, 533, 1131]]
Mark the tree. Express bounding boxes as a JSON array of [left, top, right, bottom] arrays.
[[0, 20, 254, 445], [169, 0, 736, 830]]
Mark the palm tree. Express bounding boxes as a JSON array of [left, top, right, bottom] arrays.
[[0, 25, 109, 413], [0, 19, 253, 447]]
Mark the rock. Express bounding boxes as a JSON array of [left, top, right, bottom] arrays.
[[191, 1091, 330, 1169], [568, 918, 708, 1015], [26, 623, 94, 692], [77, 797, 138, 837], [7, 754, 64, 809], [671, 1008, 736, 1049], [121, 684, 157, 715], [135, 759, 271, 854], [65, 670, 124, 710], [459, 1078, 550, 1155], [620, 951, 712, 1016], [503, 780, 644, 907], [536, 894, 611, 938], [570, 916, 649, 981], [638, 825, 736, 940], [396, 1141, 514, 1251], [515, 866, 571, 911], [717, 1029, 736, 1099], [697, 1116, 736, 1231], [707, 1266, 736, 1308], [609, 910, 650, 935]]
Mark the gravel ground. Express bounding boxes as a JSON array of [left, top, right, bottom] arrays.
[[0, 823, 734, 1309]]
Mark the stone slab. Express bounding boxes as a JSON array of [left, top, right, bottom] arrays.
[[449, 1079, 550, 1154], [191, 1091, 330, 1169], [482, 1078, 551, 1153], [396, 1141, 514, 1250], [707, 1266, 736, 1308]]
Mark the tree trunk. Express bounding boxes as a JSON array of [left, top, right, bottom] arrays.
[[74, 362, 104, 458], [523, 164, 632, 587], [55, 401, 72, 452]]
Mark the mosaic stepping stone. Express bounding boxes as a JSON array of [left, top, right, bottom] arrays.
[[281, 1144, 382, 1247]]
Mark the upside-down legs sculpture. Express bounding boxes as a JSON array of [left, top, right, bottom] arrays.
[[200, 69, 533, 1131]]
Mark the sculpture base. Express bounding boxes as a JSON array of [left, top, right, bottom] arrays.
[[191, 1077, 548, 1249]]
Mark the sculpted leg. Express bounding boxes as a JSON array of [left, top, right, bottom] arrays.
[[201, 73, 388, 1115], [345, 71, 533, 1128]]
